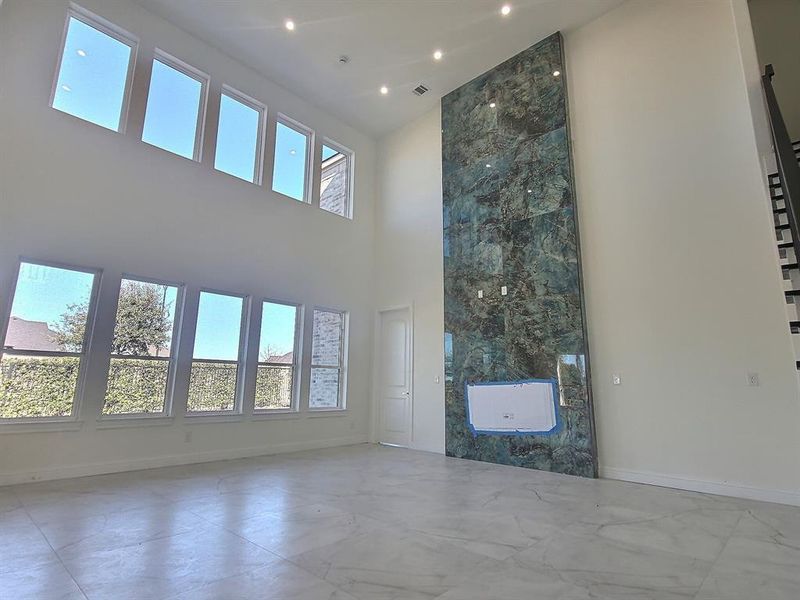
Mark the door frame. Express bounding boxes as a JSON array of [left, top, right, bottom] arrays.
[[371, 304, 414, 447]]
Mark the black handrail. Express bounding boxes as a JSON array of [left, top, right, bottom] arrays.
[[763, 64, 800, 262]]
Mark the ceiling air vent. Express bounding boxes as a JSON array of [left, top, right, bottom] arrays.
[[413, 84, 430, 97]]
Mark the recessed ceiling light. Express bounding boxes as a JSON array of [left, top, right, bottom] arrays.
[[486, 164, 492, 168], [527, 189, 533, 193], [433, 50, 443, 61], [285, 19, 295, 31], [290, 149, 297, 155], [61, 84, 72, 92], [489, 102, 496, 108], [380, 85, 389, 95], [553, 70, 561, 77], [500, 4, 512, 16], [76, 49, 87, 57]]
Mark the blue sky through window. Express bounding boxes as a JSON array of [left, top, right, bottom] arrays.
[[272, 121, 309, 201], [193, 292, 243, 361], [322, 145, 338, 161], [259, 302, 297, 359], [6, 263, 94, 337], [215, 93, 261, 182], [142, 59, 203, 159], [52, 17, 132, 131]]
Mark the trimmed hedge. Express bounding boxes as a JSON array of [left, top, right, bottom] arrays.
[[1, 356, 293, 417]]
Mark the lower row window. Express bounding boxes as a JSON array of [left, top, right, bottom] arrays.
[[0, 260, 346, 420], [102, 277, 181, 416], [0, 261, 98, 419], [187, 291, 246, 414], [309, 308, 346, 409]]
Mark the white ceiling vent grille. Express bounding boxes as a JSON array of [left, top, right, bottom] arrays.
[[413, 84, 430, 96]]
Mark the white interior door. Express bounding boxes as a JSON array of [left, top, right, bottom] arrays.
[[377, 307, 412, 447]]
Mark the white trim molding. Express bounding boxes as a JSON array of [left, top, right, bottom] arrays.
[[601, 466, 800, 507]]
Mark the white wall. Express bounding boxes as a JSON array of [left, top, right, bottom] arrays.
[[374, 0, 800, 504], [748, 0, 800, 141], [0, 0, 375, 483], [374, 108, 445, 453]]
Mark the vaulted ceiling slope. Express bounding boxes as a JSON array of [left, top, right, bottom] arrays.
[[134, 0, 623, 137]]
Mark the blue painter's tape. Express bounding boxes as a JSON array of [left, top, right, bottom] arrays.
[[465, 378, 562, 437]]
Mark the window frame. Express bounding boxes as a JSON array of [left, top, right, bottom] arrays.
[[272, 114, 315, 204], [142, 49, 210, 162], [319, 138, 355, 220], [49, 4, 139, 134], [185, 288, 250, 417], [254, 299, 303, 414], [308, 307, 349, 412], [100, 274, 185, 420], [214, 85, 268, 185], [0, 257, 102, 424]]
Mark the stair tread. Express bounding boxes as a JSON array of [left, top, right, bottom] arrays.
[[784, 289, 800, 296], [778, 241, 795, 249], [781, 262, 798, 269], [775, 223, 791, 230]]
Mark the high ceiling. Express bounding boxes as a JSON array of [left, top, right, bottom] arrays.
[[134, 0, 622, 137]]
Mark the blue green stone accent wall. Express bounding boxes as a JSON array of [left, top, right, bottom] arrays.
[[442, 32, 597, 478]]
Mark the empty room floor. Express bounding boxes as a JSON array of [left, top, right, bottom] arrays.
[[1, 445, 798, 600]]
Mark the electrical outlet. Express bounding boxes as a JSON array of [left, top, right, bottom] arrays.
[[612, 374, 622, 386], [747, 372, 760, 387], [434, 375, 440, 384]]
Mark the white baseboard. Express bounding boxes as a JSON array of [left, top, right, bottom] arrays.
[[0, 434, 369, 486], [601, 466, 800, 507]]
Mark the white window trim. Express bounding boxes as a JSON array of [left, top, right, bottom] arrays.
[[49, 4, 140, 134], [185, 289, 250, 417], [273, 114, 315, 204], [0, 257, 102, 425], [309, 307, 348, 412], [144, 49, 210, 162], [254, 299, 303, 414], [98, 274, 186, 420], [215, 85, 268, 185], [319, 137, 355, 220]]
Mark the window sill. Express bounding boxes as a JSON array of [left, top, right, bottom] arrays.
[[251, 410, 302, 421], [96, 415, 174, 430], [306, 408, 348, 417], [0, 419, 84, 434], [183, 413, 243, 424]]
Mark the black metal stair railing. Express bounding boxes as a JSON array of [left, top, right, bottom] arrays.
[[763, 65, 800, 367]]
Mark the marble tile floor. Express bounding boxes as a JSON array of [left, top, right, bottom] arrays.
[[1, 443, 798, 600]]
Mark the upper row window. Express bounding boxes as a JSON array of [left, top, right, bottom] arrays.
[[52, 10, 136, 132], [142, 54, 207, 161], [50, 6, 353, 218]]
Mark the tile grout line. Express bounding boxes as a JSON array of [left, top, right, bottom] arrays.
[[18, 499, 91, 600], [691, 509, 747, 600]]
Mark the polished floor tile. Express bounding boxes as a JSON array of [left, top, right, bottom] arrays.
[[0, 444, 798, 599]]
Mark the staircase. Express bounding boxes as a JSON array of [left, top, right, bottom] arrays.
[[774, 141, 800, 367], [763, 65, 800, 370]]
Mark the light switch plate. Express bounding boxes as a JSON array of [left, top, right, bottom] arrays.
[[612, 374, 621, 385]]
